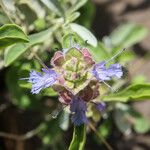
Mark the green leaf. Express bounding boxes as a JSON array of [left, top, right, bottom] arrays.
[[41, 0, 64, 16], [114, 103, 150, 134], [41, 88, 57, 97], [4, 28, 53, 66], [102, 83, 150, 102], [98, 119, 112, 138], [70, 23, 97, 47], [39, 120, 62, 145], [114, 103, 132, 134], [128, 108, 150, 134], [88, 42, 110, 62], [6, 65, 31, 109], [69, 125, 86, 150], [34, 18, 46, 31], [132, 75, 147, 84], [76, 0, 95, 29], [0, 24, 29, 48], [0, 12, 10, 24], [62, 33, 83, 48], [68, 0, 87, 14], [110, 23, 148, 48], [133, 116, 150, 133], [67, 12, 80, 23]]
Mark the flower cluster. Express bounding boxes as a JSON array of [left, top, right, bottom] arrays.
[[26, 46, 123, 125]]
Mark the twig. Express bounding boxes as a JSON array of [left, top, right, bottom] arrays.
[[0, 104, 67, 141], [0, 103, 10, 113], [0, 124, 43, 141], [88, 122, 113, 150]]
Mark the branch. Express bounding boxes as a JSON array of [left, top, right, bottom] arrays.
[[0, 124, 43, 141], [88, 122, 113, 150]]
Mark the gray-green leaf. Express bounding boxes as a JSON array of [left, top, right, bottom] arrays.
[[102, 83, 150, 102], [41, 0, 64, 16], [110, 23, 148, 48], [0, 24, 29, 49], [4, 28, 53, 66], [88, 42, 110, 62], [114, 103, 132, 134], [70, 23, 97, 47], [68, 0, 87, 14]]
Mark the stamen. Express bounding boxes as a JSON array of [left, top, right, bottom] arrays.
[[70, 34, 73, 47], [105, 48, 126, 64], [51, 110, 59, 119], [19, 78, 29, 80], [33, 53, 48, 69], [45, 105, 67, 120], [85, 40, 88, 46], [101, 81, 118, 92]]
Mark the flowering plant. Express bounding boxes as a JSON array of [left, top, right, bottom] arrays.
[[26, 40, 123, 126], [0, 1, 150, 149]]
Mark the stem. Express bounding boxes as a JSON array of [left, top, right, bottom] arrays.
[[88, 122, 113, 150]]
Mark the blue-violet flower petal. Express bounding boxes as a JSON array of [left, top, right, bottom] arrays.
[[95, 102, 106, 112], [28, 69, 58, 94], [70, 97, 88, 126], [92, 61, 123, 81]]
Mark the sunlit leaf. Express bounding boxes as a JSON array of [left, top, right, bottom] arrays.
[[67, 12, 80, 23], [0, 24, 29, 48], [41, 0, 64, 16], [62, 33, 83, 48], [114, 103, 132, 134], [4, 28, 53, 66], [68, 0, 87, 14], [110, 23, 148, 48], [133, 116, 150, 133], [70, 23, 97, 47], [102, 84, 150, 102], [88, 42, 110, 62], [114, 103, 150, 134], [132, 75, 147, 84]]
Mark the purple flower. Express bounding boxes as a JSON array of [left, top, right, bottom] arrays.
[[23, 46, 125, 125], [28, 69, 58, 94], [70, 97, 88, 126], [92, 61, 123, 81], [94, 102, 106, 112]]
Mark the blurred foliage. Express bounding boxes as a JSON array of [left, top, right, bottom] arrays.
[[0, 0, 150, 149]]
